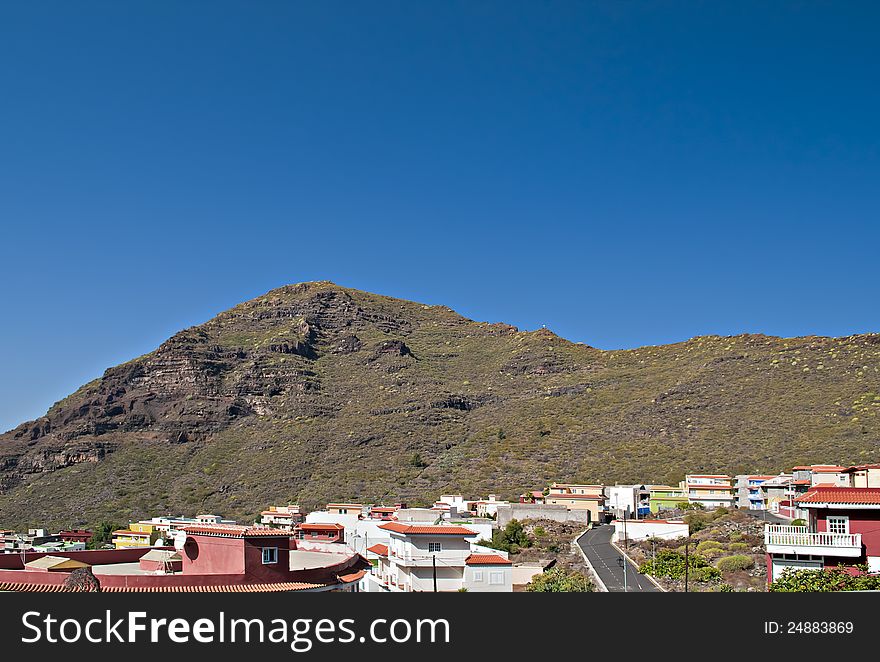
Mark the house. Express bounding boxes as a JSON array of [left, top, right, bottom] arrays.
[[293, 523, 345, 544], [608, 485, 651, 519], [648, 485, 687, 513], [544, 484, 607, 523], [327, 503, 364, 517], [473, 495, 509, 518], [2, 529, 60, 553], [684, 475, 735, 509], [842, 464, 880, 488], [613, 519, 688, 543], [369, 522, 511, 592], [260, 505, 304, 531], [791, 465, 850, 487], [368, 506, 402, 521], [0, 524, 369, 592], [57, 530, 92, 544], [112, 523, 156, 549], [734, 475, 778, 510], [764, 485, 880, 583], [519, 491, 546, 504]]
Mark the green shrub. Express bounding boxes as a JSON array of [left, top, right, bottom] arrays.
[[692, 566, 722, 582], [713, 507, 729, 517], [639, 549, 712, 580], [729, 531, 743, 542], [770, 565, 880, 592], [728, 542, 749, 552], [791, 518, 807, 527], [478, 519, 533, 553], [526, 567, 594, 592], [716, 555, 754, 572], [695, 540, 723, 554], [718, 583, 735, 592]]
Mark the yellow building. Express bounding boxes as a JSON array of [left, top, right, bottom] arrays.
[[112, 522, 155, 549], [544, 483, 607, 523]]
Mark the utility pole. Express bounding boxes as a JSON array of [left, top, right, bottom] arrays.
[[623, 511, 628, 549], [684, 536, 689, 593], [432, 554, 437, 592]]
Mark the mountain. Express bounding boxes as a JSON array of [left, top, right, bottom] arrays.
[[2, 281, 879, 528]]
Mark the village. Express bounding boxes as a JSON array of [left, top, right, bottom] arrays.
[[1, 462, 879, 593]]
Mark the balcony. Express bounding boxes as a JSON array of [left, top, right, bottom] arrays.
[[765, 525, 862, 558]]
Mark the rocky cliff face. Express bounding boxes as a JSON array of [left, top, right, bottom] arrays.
[[2, 281, 879, 528]]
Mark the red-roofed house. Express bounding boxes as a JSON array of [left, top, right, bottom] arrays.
[[368, 506, 402, 521], [293, 523, 344, 544], [765, 486, 880, 584], [842, 464, 880, 488], [545, 484, 607, 522], [368, 522, 511, 592], [260, 505, 304, 531], [0, 523, 370, 593]]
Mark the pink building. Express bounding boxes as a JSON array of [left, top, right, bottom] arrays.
[[0, 523, 368, 592], [765, 485, 880, 583]]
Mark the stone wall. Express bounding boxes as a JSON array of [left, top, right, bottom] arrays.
[[496, 504, 589, 527]]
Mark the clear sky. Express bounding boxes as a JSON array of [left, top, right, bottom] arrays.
[[1, 1, 878, 432]]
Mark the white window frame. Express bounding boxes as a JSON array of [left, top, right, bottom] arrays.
[[489, 571, 504, 585], [262, 547, 279, 564], [827, 516, 849, 535], [472, 570, 483, 582], [428, 542, 442, 553]]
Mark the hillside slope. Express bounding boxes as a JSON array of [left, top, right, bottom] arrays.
[[2, 281, 879, 528]]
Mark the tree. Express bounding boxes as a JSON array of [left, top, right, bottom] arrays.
[[477, 519, 533, 553], [526, 567, 594, 592], [89, 522, 122, 549]]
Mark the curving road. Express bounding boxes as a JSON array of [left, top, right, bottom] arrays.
[[577, 525, 660, 592]]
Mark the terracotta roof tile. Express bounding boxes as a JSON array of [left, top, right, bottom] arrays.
[[181, 524, 291, 538], [379, 522, 476, 535], [796, 487, 880, 505], [297, 523, 344, 531], [366, 544, 388, 556], [465, 554, 512, 565]]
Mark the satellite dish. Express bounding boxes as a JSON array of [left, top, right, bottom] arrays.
[[173, 531, 187, 550]]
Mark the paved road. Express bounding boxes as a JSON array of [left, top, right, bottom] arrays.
[[577, 525, 660, 592]]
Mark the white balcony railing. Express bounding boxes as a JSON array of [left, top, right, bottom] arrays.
[[765, 525, 862, 554]]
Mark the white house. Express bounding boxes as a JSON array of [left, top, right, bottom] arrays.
[[368, 522, 512, 592], [608, 485, 650, 519], [613, 519, 688, 543], [473, 495, 509, 518]]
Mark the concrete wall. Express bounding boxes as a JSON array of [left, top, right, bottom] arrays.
[[496, 504, 589, 527], [464, 564, 512, 592], [510, 564, 545, 585]]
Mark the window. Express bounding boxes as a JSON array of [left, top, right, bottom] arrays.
[[472, 570, 483, 582], [428, 542, 442, 553], [827, 516, 849, 535], [262, 547, 278, 564], [489, 571, 504, 585]]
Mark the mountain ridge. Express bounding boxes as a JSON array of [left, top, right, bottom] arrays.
[[2, 281, 879, 528]]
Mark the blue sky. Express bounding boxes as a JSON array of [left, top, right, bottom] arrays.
[[1, 1, 878, 432]]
